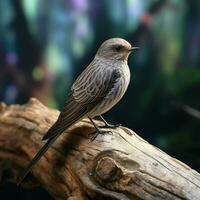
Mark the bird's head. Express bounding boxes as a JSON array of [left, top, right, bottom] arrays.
[[96, 38, 138, 61]]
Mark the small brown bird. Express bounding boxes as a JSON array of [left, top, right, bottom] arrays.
[[17, 38, 138, 185]]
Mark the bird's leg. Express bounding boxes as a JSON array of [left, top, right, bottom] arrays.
[[88, 117, 109, 141], [98, 115, 121, 128]]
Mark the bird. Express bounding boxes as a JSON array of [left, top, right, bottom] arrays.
[[17, 38, 138, 185]]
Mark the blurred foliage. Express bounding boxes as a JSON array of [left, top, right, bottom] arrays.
[[167, 68, 200, 96]]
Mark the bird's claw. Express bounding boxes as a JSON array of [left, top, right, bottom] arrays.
[[88, 130, 111, 141], [99, 123, 121, 129], [88, 132, 99, 141], [88, 130, 104, 141]]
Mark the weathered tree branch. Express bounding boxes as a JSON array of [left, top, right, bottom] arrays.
[[0, 98, 199, 200]]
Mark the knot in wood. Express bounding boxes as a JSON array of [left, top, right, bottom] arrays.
[[95, 157, 121, 182]]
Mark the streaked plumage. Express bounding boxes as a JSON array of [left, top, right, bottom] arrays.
[[17, 38, 137, 185]]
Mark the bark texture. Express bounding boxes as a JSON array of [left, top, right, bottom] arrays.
[[0, 98, 199, 200]]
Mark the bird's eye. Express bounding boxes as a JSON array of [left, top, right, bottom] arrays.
[[115, 45, 122, 52]]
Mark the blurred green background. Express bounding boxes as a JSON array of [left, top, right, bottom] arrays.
[[0, 0, 200, 199]]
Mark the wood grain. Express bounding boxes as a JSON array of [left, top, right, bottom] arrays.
[[0, 98, 199, 200]]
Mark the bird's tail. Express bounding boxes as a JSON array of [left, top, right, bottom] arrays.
[[17, 133, 61, 186]]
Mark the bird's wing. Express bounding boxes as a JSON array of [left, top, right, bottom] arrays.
[[72, 60, 121, 104], [72, 61, 121, 105], [42, 64, 121, 140], [42, 94, 87, 140]]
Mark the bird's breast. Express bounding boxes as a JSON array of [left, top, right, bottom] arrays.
[[107, 63, 130, 100], [89, 63, 130, 117]]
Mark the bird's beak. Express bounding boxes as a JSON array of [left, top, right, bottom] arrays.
[[129, 47, 139, 51]]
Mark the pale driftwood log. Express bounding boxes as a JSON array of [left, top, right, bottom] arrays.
[[0, 98, 200, 200]]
